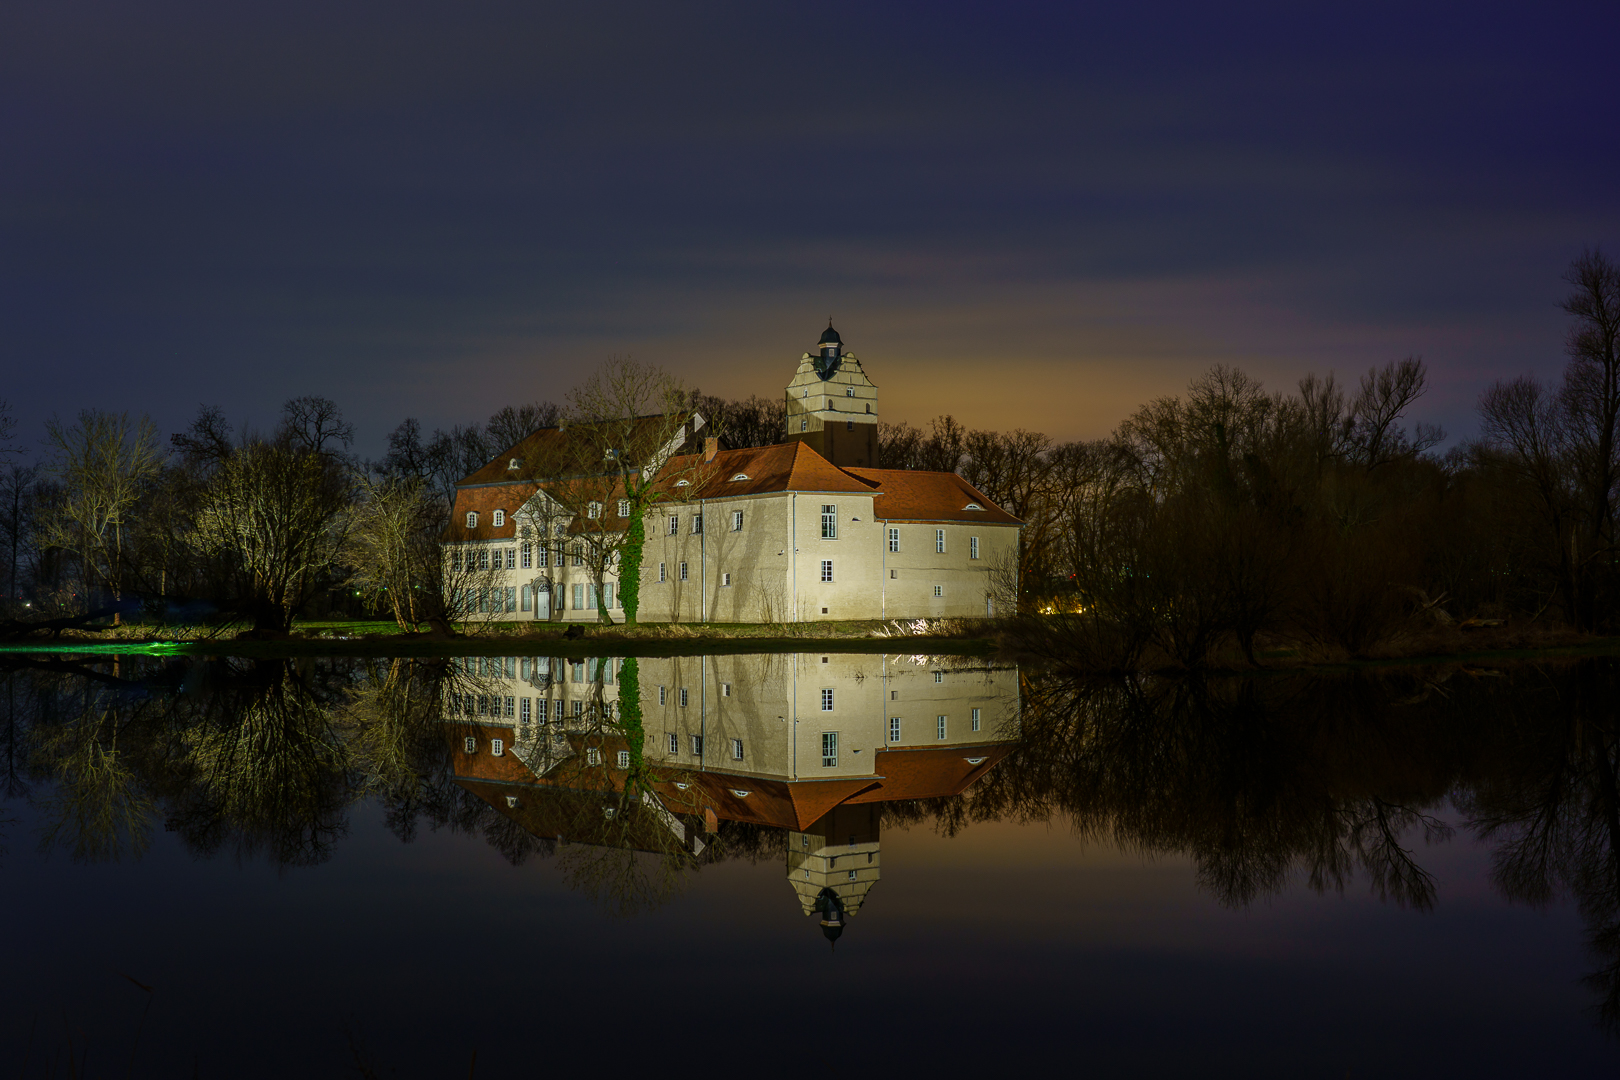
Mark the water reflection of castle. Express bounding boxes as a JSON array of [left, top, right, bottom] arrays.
[[445, 652, 1018, 934]]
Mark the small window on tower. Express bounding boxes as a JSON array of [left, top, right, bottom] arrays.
[[846, 387, 855, 397]]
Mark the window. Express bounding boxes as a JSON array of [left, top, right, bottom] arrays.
[[679, 562, 689, 581], [888, 528, 900, 552], [731, 510, 743, 531], [616, 750, 630, 769], [936, 529, 946, 553], [668, 733, 679, 754], [801, 418, 808, 431], [504, 696, 515, 718], [730, 473, 749, 482], [731, 738, 744, 761], [521, 698, 531, 723], [658, 686, 667, 705], [821, 504, 837, 539], [970, 536, 980, 559], [934, 670, 944, 683], [889, 717, 901, 742], [965, 502, 984, 511], [937, 716, 947, 740], [690, 735, 704, 756], [679, 687, 689, 707], [933, 585, 943, 597], [618, 499, 630, 518], [821, 688, 834, 711], [451, 550, 462, 571], [846, 386, 855, 396], [572, 700, 583, 717], [492, 510, 505, 527], [691, 514, 703, 534], [972, 707, 981, 732], [820, 560, 833, 582], [521, 543, 532, 569], [538, 546, 549, 568], [586, 748, 601, 766], [466, 512, 478, 528], [492, 738, 505, 756], [571, 660, 584, 682], [846, 420, 854, 431], [586, 502, 601, 519], [572, 583, 584, 610], [721, 572, 731, 586], [464, 736, 477, 753], [821, 732, 838, 767], [891, 689, 898, 699], [722, 682, 731, 697], [658, 562, 667, 583], [506, 586, 517, 611], [570, 545, 582, 567], [478, 549, 490, 570], [668, 514, 679, 535]]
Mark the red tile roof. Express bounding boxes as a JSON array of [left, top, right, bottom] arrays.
[[844, 468, 1022, 525], [656, 441, 878, 499], [445, 483, 541, 542], [457, 413, 703, 487]]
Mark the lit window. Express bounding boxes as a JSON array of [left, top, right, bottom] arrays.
[[970, 536, 979, 559], [492, 738, 505, 756], [464, 736, 476, 753], [936, 716, 947, 740], [668, 733, 678, 753], [466, 511, 478, 528], [731, 738, 744, 761], [690, 734, 703, 756], [618, 499, 630, 517], [820, 560, 833, 582], [935, 529, 946, 553], [821, 504, 837, 539], [669, 515, 679, 535], [821, 688, 834, 711], [493, 510, 505, 527], [731, 510, 743, 531], [821, 732, 838, 767], [679, 687, 689, 707], [679, 562, 688, 581], [617, 750, 630, 769], [889, 717, 901, 742], [972, 707, 981, 732], [888, 528, 899, 552], [658, 561, 667, 582], [933, 585, 943, 597]]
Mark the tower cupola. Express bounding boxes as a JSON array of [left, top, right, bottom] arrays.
[[816, 322, 843, 378], [785, 321, 879, 467]]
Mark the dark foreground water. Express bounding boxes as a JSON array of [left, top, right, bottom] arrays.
[[0, 651, 1615, 1076]]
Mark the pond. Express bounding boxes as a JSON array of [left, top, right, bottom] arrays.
[[0, 650, 1614, 1076]]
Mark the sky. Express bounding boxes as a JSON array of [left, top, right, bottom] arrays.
[[3, 1, 1617, 460]]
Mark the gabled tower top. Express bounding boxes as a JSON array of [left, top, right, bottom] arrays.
[[816, 321, 843, 378]]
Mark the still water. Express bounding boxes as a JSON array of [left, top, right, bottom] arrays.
[[1, 650, 1615, 1076]]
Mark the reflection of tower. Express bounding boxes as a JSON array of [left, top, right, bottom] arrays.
[[788, 803, 880, 927], [785, 322, 879, 468]]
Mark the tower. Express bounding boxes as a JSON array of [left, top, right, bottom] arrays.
[[785, 322, 879, 468]]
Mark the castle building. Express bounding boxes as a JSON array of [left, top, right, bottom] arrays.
[[443, 325, 1021, 623]]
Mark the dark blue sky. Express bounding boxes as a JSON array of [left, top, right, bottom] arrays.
[[3, 1, 1616, 456]]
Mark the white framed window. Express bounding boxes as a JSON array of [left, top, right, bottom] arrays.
[[721, 572, 731, 586], [888, 528, 900, 552], [506, 548, 516, 569], [889, 717, 901, 742], [934, 670, 944, 683], [478, 549, 490, 570], [679, 562, 689, 581], [731, 473, 749, 481], [668, 514, 679, 535], [820, 560, 833, 582], [821, 688, 834, 711], [965, 502, 984, 511], [668, 733, 679, 754], [972, 707, 981, 732], [587, 502, 601, 519], [935, 528, 946, 553], [658, 685, 666, 705], [936, 716, 947, 740], [492, 510, 505, 527], [521, 543, 532, 569], [692, 514, 703, 534], [970, 536, 980, 559], [731, 738, 744, 761], [618, 499, 631, 518], [933, 585, 943, 597], [466, 511, 478, 528], [504, 696, 515, 717], [821, 732, 838, 767], [464, 736, 477, 753], [506, 795, 520, 808], [571, 700, 583, 717], [538, 546, 549, 568], [731, 510, 743, 531], [658, 562, 666, 583], [679, 687, 689, 707], [821, 504, 837, 539], [451, 550, 462, 571], [586, 747, 601, 766], [846, 386, 855, 396], [616, 750, 630, 769], [492, 738, 505, 756], [690, 734, 703, 756], [520, 698, 531, 723], [722, 682, 731, 697], [571, 545, 582, 567]]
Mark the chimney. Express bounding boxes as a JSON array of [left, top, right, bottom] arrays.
[[704, 437, 717, 462]]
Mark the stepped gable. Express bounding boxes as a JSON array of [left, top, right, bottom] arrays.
[[843, 467, 1022, 525], [659, 440, 878, 499], [445, 482, 540, 542]]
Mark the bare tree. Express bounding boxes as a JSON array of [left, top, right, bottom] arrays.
[[345, 475, 443, 630], [278, 396, 355, 458]]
